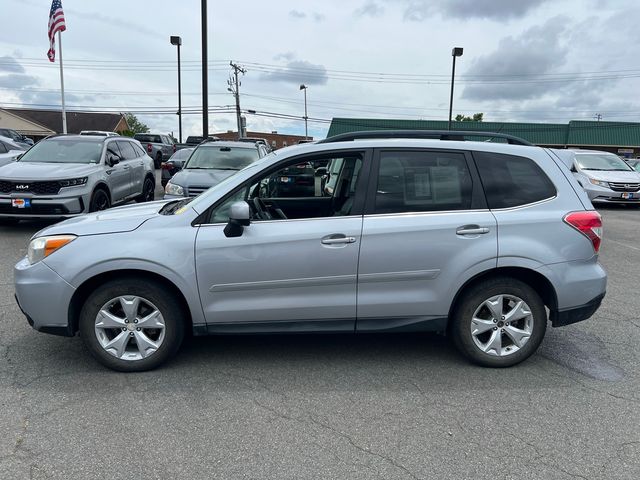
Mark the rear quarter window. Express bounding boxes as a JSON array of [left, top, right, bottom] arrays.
[[474, 151, 557, 209]]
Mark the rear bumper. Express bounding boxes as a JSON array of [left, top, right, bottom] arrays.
[[550, 292, 605, 327]]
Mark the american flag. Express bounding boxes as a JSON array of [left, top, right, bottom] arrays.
[[47, 0, 66, 62]]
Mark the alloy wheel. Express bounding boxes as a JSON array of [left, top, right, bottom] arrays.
[[94, 295, 166, 361], [470, 294, 533, 357]]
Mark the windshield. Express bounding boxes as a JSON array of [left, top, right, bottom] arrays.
[[18, 138, 103, 164], [576, 154, 633, 171], [184, 146, 258, 170]]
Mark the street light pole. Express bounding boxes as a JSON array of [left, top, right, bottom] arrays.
[[300, 84, 308, 140], [448, 47, 464, 131], [201, 0, 208, 139], [170, 36, 182, 143]]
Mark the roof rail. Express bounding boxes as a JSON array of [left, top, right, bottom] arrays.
[[318, 130, 533, 146]]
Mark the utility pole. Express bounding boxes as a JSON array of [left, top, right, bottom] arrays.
[[201, 0, 208, 139], [594, 113, 603, 122], [228, 61, 246, 139]]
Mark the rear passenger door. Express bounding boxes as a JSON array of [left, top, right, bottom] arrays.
[[115, 140, 138, 197], [356, 149, 497, 330], [104, 141, 131, 203]]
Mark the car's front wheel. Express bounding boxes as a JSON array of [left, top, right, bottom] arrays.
[[89, 188, 111, 212], [79, 277, 185, 371], [449, 277, 547, 367]]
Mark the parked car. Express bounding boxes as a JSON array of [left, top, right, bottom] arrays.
[[625, 158, 640, 172], [133, 133, 175, 168], [0, 135, 26, 168], [570, 149, 640, 203], [0, 134, 155, 224], [266, 161, 316, 197], [14, 130, 606, 372], [237, 137, 272, 152], [161, 147, 193, 187], [164, 141, 268, 199], [0, 128, 34, 146], [80, 130, 119, 137], [174, 135, 219, 152]]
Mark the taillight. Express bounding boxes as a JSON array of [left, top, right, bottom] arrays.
[[146, 143, 152, 153], [161, 162, 171, 169], [563, 211, 603, 252]]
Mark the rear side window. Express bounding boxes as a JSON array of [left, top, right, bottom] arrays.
[[474, 151, 556, 209], [374, 150, 473, 214], [116, 140, 137, 160], [132, 143, 146, 157]]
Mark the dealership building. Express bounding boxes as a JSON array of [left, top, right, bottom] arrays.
[[327, 118, 640, 157]]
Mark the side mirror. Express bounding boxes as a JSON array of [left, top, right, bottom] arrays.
[[224, 201, 250, 238], [107, 153, 120, 167], [315, 167, 327, 177]]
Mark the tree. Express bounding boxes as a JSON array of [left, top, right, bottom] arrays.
[[455, 113, 484, 122], [121, 113, 149, 137]]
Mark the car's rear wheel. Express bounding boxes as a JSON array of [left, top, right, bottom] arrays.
[[79, 278, 185, 371], [135, 177, 155, 203], [449, 277, 547, 367], [89, 188, 111, 212]]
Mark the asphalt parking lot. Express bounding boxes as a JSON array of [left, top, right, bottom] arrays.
[[0, 181, 639, 479]]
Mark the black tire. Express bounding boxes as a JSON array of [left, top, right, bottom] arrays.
[[89, 188, 111, 212], [448, 277, 547, 368], [154, 153, 162, 169], [135, 176, 155, 203], [78, 277, 185, 372]]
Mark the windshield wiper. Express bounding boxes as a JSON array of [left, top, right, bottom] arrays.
[[212, 167, 239, 171], [582, 168, 607, 171]]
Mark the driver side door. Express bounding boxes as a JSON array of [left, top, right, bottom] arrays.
[[193, 150, 369, 332], [104, 142, 131, 203]]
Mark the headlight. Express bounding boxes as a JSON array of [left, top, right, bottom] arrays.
[[165, 182, 184, 196], [59, 177, 88, 188], [27, 235, 76, 265], [589, 178, 609, 188]]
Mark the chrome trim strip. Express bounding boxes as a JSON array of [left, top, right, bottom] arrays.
[[210, 274, 357, 292], [489, 196, 557, 212], [358, 269, 441, 283]]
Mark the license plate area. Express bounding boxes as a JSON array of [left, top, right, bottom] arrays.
[[622, 192, 635, 199], [11, 198, 31, 208]]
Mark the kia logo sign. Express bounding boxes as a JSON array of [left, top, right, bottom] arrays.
[[15, 184, 29, 190]]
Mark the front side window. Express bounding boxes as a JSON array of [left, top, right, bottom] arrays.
[[18, 139, 102, 164], [474, 151, 557, 209], [206, 153, 364, 223], [374, 151, 472, 214]]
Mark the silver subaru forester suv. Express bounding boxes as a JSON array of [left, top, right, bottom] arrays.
[[0, 134, 155, 223], [14, 130, 607, 371]]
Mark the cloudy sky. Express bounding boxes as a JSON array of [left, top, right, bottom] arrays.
[[1, 0, 639, 139]]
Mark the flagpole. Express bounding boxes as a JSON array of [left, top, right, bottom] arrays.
[[57, 30, 67, 134]]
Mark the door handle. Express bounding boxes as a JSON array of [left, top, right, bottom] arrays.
[[123, 165, 131, 170], [321, 235, 356, 245], [456, 225, 490, 235]]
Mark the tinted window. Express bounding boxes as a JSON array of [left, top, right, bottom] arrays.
[[374, 151, 472, 214], [132, 143, 146, 157], [116, 141, 137, 160], [134, 134, 161, 143], [474, 151, 557, 209]]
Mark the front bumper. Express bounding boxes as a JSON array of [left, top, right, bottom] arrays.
[[14, 257, 76, 335], [585, 185, 640, 203], [0, 193, 87, 218]]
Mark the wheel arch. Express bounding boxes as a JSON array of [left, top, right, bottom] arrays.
[[448, 266, 558, 320], [91, 181, 112, 203], [68, 269, 193, 335]]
